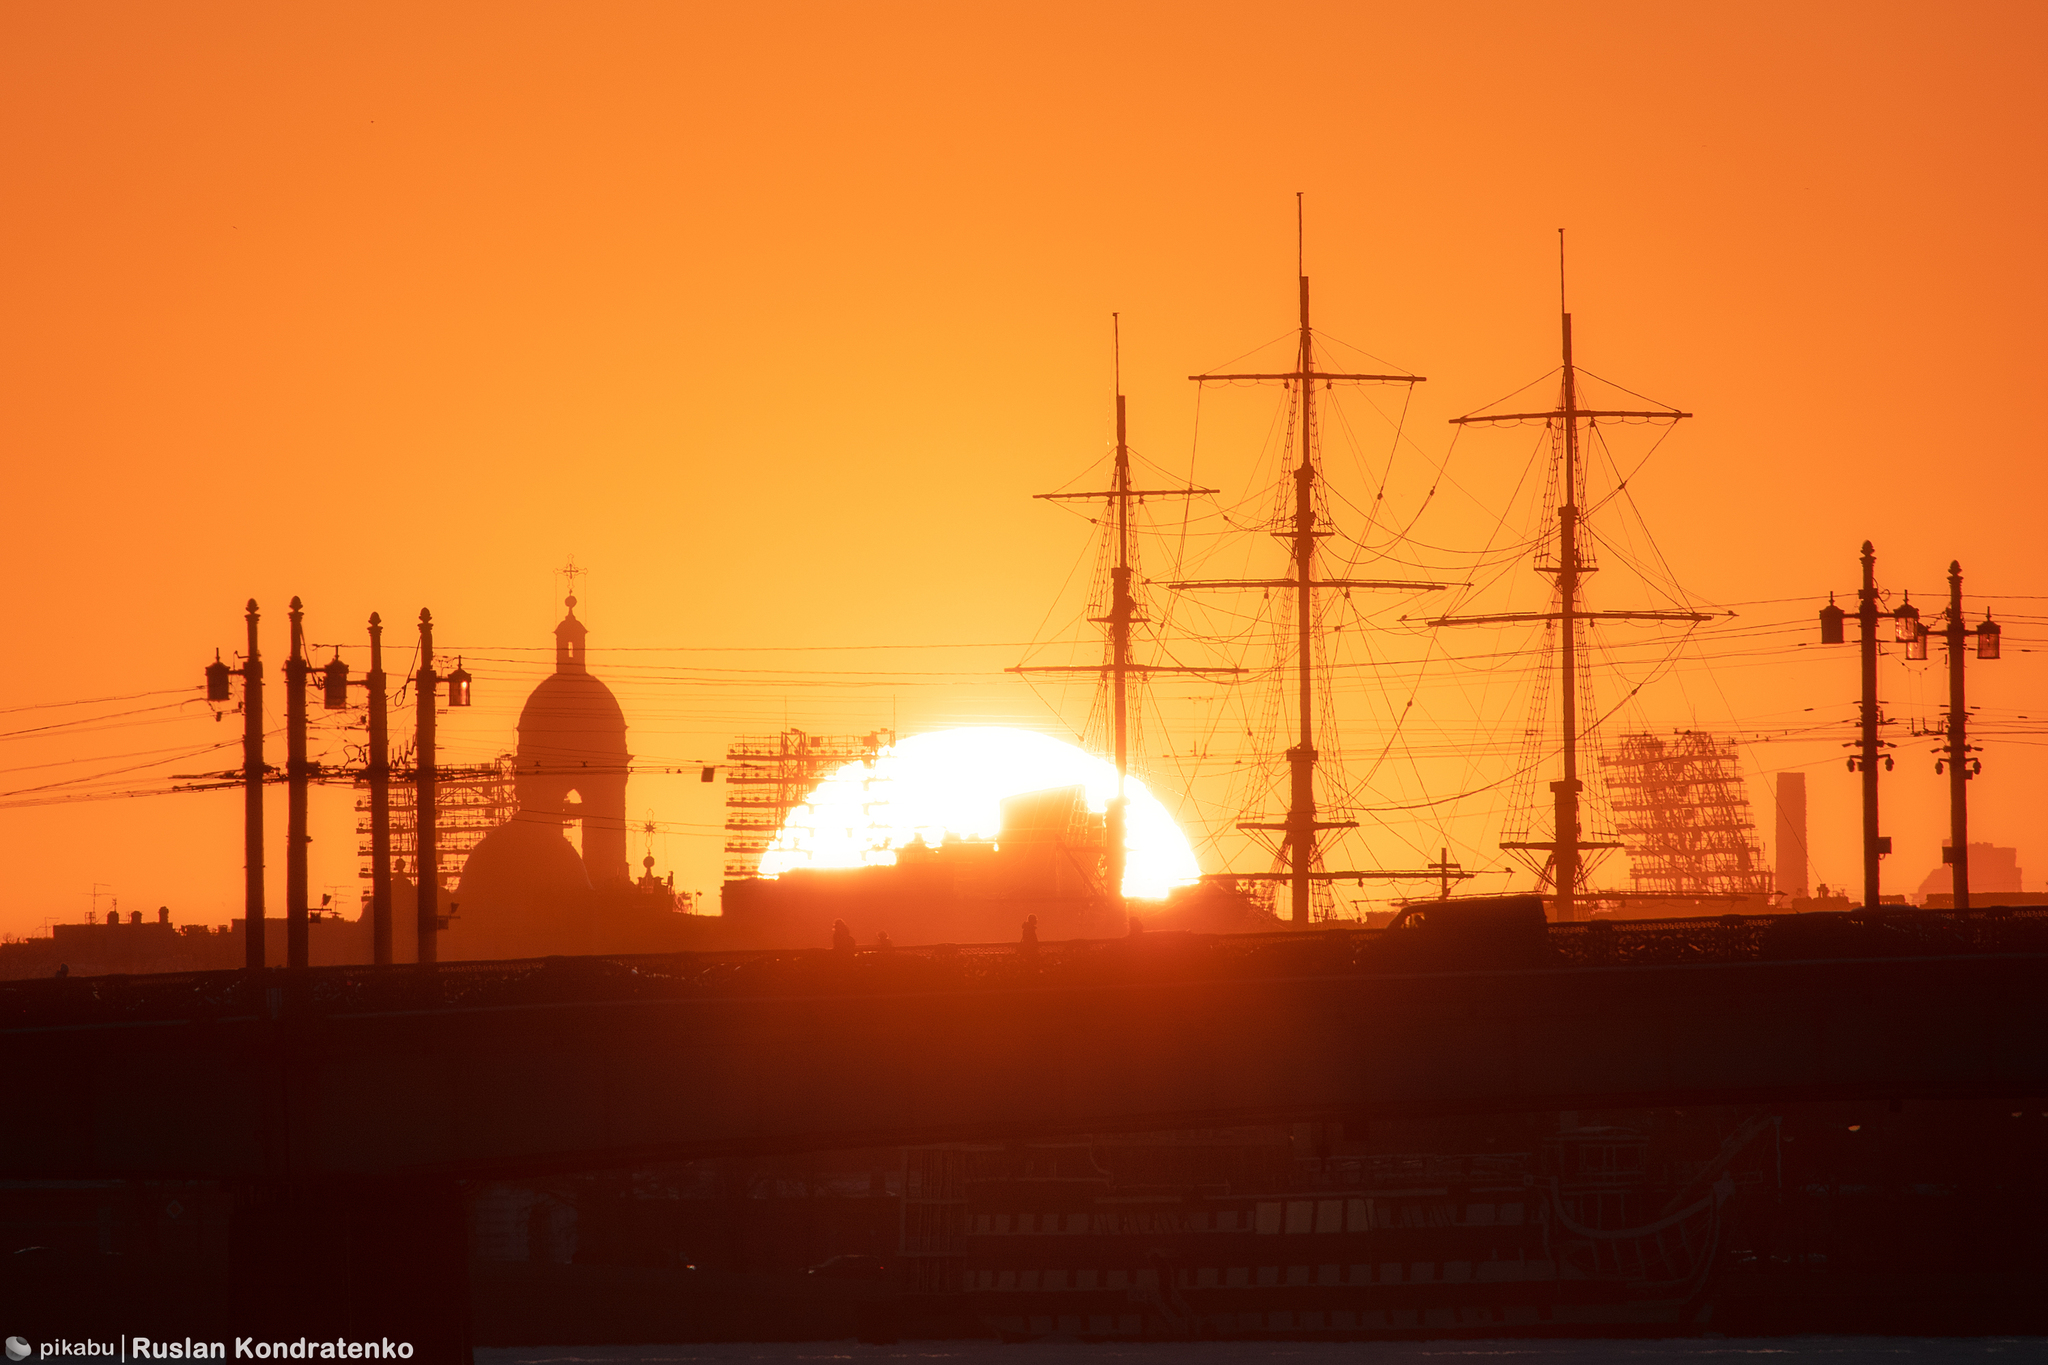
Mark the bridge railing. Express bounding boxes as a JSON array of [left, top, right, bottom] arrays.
[[1548, 906, 2048, 967], [4, 906, 2046, 1031]]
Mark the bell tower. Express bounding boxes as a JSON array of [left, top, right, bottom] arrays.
[[555, 596, 588, 672], [513, 585, 632, 888]]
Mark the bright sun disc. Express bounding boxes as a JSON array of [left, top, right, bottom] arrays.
[[756, 727, 1199, 900]]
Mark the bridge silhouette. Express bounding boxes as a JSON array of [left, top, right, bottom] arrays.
[[8, 905, 2047, 1182], [6, 904, 2045, 1357]]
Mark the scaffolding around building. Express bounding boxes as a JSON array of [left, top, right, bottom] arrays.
[[356, 753, 518, 896], [1606, 731, 1774, 898], [723, 729, 892, 881]]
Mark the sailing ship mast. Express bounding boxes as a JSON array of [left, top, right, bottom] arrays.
[[1431, 235, 1711, 921], [1171, 199, 1463, 924], [1012, 319, 1227, 916]]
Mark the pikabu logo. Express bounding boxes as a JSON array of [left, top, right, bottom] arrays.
[[1, 1342, 410, 1362]]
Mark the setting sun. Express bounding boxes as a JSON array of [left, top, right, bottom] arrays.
[[755, 726, 1200, 900]]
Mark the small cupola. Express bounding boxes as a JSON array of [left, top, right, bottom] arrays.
[[554, 596, 589, 673]]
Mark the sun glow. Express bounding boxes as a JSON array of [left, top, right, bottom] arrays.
[[755, 727, 1200, 900]]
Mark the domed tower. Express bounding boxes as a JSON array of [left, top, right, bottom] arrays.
[[514, 595, 632, 887]]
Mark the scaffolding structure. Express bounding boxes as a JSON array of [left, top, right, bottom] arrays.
[[1606, 731, 1773, 897], [722, 729, 892, 881], [356, 753, 518, 894]]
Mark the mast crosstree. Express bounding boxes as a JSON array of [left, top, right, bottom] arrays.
[[1171, 200, 1462, 925]]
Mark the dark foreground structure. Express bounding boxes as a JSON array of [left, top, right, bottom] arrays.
[[5, 902, 2046, 1356]]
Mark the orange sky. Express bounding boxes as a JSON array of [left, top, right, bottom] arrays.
[[4, 2, 2045, 937]]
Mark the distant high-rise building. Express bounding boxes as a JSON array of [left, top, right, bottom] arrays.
[[1775, 772, 1809, 898]]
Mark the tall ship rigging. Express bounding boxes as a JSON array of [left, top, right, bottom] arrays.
[[1428, 239, 1716, 920], [1011, 319, 1230, 916], [1166, 203, 1468, 923]]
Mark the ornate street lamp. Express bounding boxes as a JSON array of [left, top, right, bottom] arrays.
[[1892, 593, 1920, 643], [446, 658, 474, 708], [1977, 613, 2001, 660], [1818, 595, 1846, 645], [205, 650, 233, 703], [321, 653, 351, 709]]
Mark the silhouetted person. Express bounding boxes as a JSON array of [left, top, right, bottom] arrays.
[[53, 964, 68, 978], [831, 919, 855, 953], [1021, 914, 1039, 957], [875, 931, 892, 950]]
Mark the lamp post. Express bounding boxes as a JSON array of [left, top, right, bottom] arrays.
[[313, 614, 397, 964], [1934, 562, 2000, 911], [1818, 542, 1892, 910], [286, 597, 311, 970], [416, 609, 439, 967], [366, 614, 393, 965], [242, 600, 266, 970], [207, 601, 274, 968], [408, 615, 475, 965]]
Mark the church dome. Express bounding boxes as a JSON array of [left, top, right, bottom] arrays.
[[452, 813, 596, 958], [458, 814, 595, 900], [516, 595, 629, 765], [517, 671, 629, 762]]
